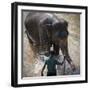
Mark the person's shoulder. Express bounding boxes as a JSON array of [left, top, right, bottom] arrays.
[[53, 58, 59, 63], [45, 59, 48, 64]]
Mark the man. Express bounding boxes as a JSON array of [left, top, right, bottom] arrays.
[[41, 51, 65, 76]]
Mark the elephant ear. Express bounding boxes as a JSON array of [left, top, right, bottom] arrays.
[[52, 21, 69, 38]]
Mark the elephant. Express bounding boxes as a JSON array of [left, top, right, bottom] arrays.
[[24, 12, 75, 71]]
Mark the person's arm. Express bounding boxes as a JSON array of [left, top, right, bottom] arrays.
[[41, 62, 47, 76], [56, 57, 65, 65], [60, 59, 65, 65]]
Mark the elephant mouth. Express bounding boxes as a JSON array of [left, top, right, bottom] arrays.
[[38, 44, 51, 56]]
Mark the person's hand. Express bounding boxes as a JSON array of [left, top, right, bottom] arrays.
[[61, 58, 65, 65], [61, 60, 64, 65], [61, 56, 66, 65]]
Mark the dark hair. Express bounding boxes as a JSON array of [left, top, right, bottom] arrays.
[[50, 51, 55, 56]]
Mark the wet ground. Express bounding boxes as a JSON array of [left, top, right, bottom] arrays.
[[22, 12, 80, 77]]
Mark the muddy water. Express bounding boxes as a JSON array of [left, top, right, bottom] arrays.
[[22, 12, 80, 77]]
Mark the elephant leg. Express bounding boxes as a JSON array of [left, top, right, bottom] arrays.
[[60, 38, 76, 71]]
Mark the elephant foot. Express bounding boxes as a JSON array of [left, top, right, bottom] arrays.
[[70, 61, 76, 71]]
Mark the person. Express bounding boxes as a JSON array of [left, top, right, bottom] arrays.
[[41, 51, 65, 76]]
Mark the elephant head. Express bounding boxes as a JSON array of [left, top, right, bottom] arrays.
[[51, 20, 69, 55], [25, 13, 69, 55]]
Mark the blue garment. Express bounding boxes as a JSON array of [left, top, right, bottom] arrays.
[[45, 57, 61, 76]]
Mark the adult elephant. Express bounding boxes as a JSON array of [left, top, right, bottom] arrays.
[[25, 12, 75, 71]]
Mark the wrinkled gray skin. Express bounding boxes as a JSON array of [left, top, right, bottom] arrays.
[[25, 12, 75, 70]]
